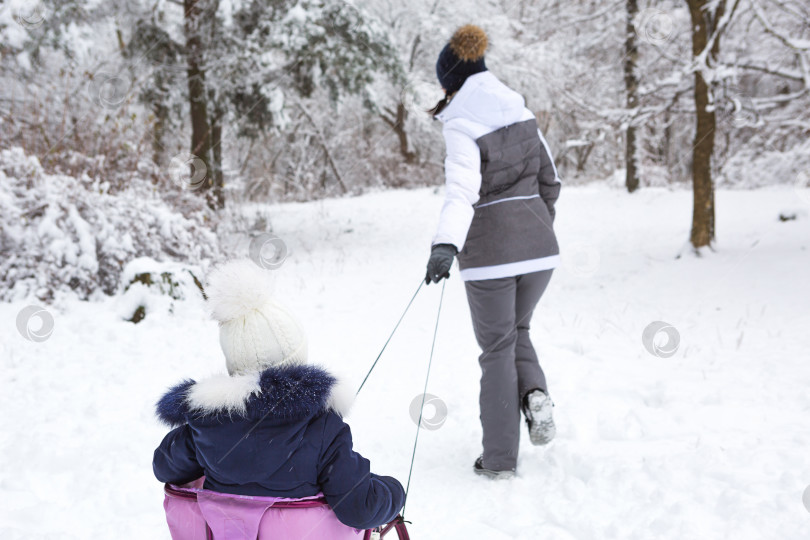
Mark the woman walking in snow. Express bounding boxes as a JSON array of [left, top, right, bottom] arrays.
[[424, 25, 561, 479]]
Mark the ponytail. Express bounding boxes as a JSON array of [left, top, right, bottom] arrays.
[[428, 93, 452, 118]]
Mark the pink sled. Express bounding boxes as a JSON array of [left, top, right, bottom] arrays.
[[163, 478, 410, 540]]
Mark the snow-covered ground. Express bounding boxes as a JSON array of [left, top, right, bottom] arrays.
[[2, 185, 810, 539]]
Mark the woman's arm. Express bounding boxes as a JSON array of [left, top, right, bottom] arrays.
[[432, 124, 482, 252], [536, 128, 561, 222]]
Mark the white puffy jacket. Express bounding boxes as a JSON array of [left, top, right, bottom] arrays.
[[432, 71, 560, 281]]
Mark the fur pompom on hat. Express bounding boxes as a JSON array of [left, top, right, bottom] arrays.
[[449, 24, 488, 61], [436, 25, 488, 95], [205, 259, 307, 375]]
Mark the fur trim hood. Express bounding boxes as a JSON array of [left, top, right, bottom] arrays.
[[156, 364, 354, 427]]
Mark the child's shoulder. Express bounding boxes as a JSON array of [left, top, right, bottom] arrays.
[[155, 364, 354, 427]]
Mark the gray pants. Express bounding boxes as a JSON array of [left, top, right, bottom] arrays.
[[464, 269, 553, 471]]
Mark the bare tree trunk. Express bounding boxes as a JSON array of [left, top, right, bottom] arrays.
[[381, 31, 422, 165], [296, 103, 348, 194], [624, 0, 640, 193], [152, 72, 170, 167], [689, 71, 716, 249], [183, 0, 215, 208], [686, 0, 724, 250], [382, 102, 417, 164], [210, 115, 225, 209]]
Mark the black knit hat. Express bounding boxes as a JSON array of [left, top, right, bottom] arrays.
[[436, 25, 488, 95]]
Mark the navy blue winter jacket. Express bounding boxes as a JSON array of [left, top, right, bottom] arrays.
[[153, 364, 405, 530]]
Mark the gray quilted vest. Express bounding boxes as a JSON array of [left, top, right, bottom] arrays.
[[457, 118, 560, 271]]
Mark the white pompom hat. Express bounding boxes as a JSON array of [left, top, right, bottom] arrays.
[[205, 259, 307, 375]]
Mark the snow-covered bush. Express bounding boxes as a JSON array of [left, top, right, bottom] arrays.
[[116, 257, 206, 323], [720, 139, 810, 189], [0, 147, 220, 302]]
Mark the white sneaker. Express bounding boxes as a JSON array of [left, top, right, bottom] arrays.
[[523, 390, 555, 445]]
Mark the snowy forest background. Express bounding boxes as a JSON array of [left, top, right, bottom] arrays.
[[1, 0, 808, 302], [3, 2, 810, 538]]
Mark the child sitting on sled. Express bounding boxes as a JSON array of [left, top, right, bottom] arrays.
[[152, 259, 405, 531]]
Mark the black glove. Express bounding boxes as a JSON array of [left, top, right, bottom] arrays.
[[425, 243, 457, 284]]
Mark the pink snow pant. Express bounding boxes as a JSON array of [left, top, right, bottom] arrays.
[[163, 479, 364, 539]]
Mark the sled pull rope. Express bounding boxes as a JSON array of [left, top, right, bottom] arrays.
[[402, 279, 445, 521], [356, 279, 425, 396]]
